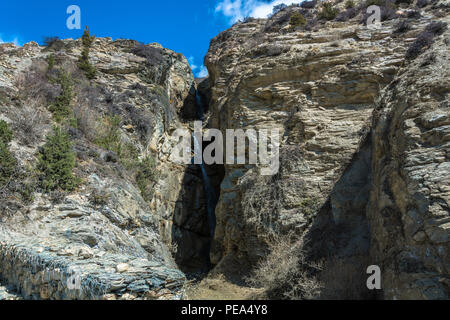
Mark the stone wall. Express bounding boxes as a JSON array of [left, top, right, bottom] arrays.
[[0, 240, 185, 300]]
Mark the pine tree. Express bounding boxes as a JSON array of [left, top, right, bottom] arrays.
[[0, 120, 13, 144], [78, 26, 96, 79], [37, 126, 79, 191], [0, 120, 16, 186], [48, 70, 75, 122]]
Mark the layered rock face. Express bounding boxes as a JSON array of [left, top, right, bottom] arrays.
[[0, 1, 448, 301], [204, 3, 449, 298], [368, 24, 449, 299], [0, 37, 197, 299]]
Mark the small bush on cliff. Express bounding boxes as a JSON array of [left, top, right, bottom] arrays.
[[271, 3, 287, 17], [131, 44, 164, 67], [95, 115, 122, 155], [44, 36, 59, 47], [47, 54, 55, 72], [0, 120, 13, 144], [394, 20, 411, 34], [301, 0, 316, 9], [0, 121, 16, 186], [78, 26, 96, 80], [48, 70, 75, 122], [416, 0, 428, 8], [406, 21, 447, 60], [289, 12, 307, 30], [37, 126, 79, 192], [135, 156, 158, 202], [319, 3, 339, 20], [336, 7, 358, 21], [89, 189, 110, 207], [345, 0, 355, 8]]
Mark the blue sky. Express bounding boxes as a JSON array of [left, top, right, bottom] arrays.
[[0, 1, 301, 77]]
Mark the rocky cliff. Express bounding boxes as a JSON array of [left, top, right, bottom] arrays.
[[0, 0, 448, 301], [203, 0, 449, 299], [0, 36, 198, 299]]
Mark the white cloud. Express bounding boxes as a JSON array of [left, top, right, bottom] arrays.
[[197, 65, 209, 78], [215, 0, 301, 24], [188, 56, 198, 71], [188, 56, 209, 78], [0, 33, 21, 46]]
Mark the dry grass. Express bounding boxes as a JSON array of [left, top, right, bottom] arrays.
[[185, 274, 264, 300]]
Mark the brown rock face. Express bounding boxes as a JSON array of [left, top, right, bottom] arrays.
[[204, 5, 449, 298]]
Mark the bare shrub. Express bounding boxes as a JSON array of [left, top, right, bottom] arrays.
[[89, 189, 110, 207], [73, 104, 98, 141], [406, 9, 421, 19], [43, 36, 59, 47], [15, 60, 60, 104], [264, 10, 292, 32], [301, 1, 317, 9], [12, 101, 50, 146], [394, 20, 411, 33], [406, 21, 447, 60], [73, 86, 102, 141], [246, 234, 323, 300], [240, 145, 320, 235], [131, 44, 164, 67], [416, 0, 428, 8], [335, 7, 358, 21]]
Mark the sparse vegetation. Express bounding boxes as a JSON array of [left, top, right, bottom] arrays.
[[89, 189, 110, 207], [48, 70, 75, 122], [78, 26, 96, 80], [406, 21, 447, 60], [44, 36, 59, 47], [135, 156, 158, 202], [301, 0, 316, 9], [132, 43, 164, 67], [272, 3, 288, 16], [345, 0, 355, 8], [336, 7, 358, 21], [319, 3, 339, 20], [0, 120, 14, 144], [13, 103, 49, 146], [36, 126, 79, 192], [416, 0, 428, 8], [95, 115, 122, 155], [0, 120, 16, 186], [246, 234, 323, 300], [289, 12, 307, 30], [47, 54, 55, 72], [394, 20, 411, 34], [94, 114, 158, 200]]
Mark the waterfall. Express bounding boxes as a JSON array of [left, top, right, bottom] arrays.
[[192, 135, 217, 237], [195, 91, 204, 121], [193, 91, 217, 238]]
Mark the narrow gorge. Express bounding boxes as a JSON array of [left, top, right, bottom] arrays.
[[0, 0, 448, 300]]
